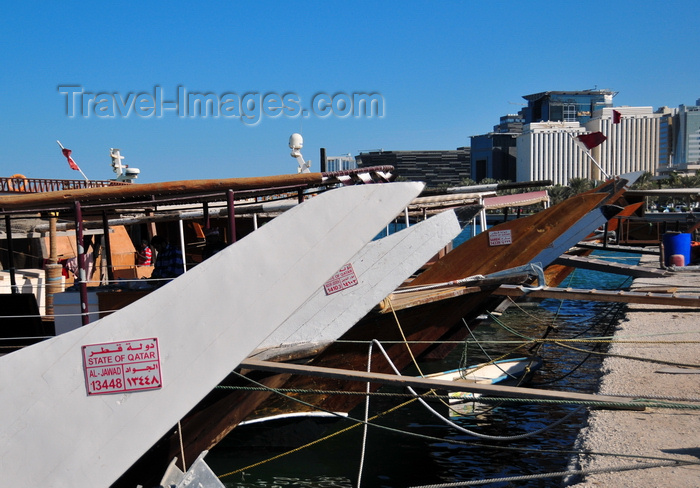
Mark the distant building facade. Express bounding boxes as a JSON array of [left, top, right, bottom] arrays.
[[357, 149, 471, 188], [676, 101, 700, 170], [585, 106, 661, 178], [669, 100, 700, 175], [514, 88, 664, 184], [325, 154, 357, 172], [521, 89, 615, 125], [516, 122, 591, 185], [470, 114, 523, 182], [657, 106, 675, 171]]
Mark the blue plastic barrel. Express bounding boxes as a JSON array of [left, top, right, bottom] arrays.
[[662, 232, 691, 266]]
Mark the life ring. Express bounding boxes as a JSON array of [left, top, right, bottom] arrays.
[[7, 174, 29, 192]]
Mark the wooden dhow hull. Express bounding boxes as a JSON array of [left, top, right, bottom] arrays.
[[0, 182, 422, 488], [113, 204, 463, 487], [239, 192, 611, 425]]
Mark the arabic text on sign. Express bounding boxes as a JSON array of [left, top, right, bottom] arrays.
[[488, 229, 513, 246], [82, 338, 162, 395], [323, 263, 359, 295]]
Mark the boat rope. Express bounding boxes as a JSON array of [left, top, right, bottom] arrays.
[[177, 420, 186, 471], [485, 310, 700, 369], [388, 263, 545, 295], [216, 376, 700, 482], [407, 460, 694, 488], [217, 370, 422, 480], [551, 340, 700, 368], [214, 385, 700, 409], [387, 298, 425, 376], [471, 396, 700, 410], [370, 338, 588, 441], [356, 341, 374, 488]]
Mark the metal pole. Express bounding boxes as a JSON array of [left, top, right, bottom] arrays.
[[74, 202, 90, 326], [44, 213, 62, 317], [320, 147, 327, 173], [227, 189, 236, 244], [202, 202, 210, 230], [102, 211, 114, 283], [4, 215, 19, 294], [178, 219, 187, 274]]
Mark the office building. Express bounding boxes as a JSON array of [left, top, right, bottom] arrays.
[[673, 100, 700, 174], [470, 114, 523, 182], [357, 149, 471, 188], [585, 106, 661, 177], [516, 122, 591, 185], [325, 154, 357, 172], [521, 89, 616, 125]]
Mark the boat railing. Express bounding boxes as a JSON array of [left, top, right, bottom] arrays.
[[0, 175, 130, 194]]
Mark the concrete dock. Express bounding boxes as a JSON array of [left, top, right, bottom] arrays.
[[568, 254, 700, 486]]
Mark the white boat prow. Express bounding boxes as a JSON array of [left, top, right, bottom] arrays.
[[255, 208, 462, 356], [0, 182, 424, 488]]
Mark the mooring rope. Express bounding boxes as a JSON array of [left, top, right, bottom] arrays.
[[407, 460, 694, 488], [370, 339, 588, 441], [216, 371, 700, 481]]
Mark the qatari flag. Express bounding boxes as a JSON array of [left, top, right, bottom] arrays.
[[576, 131, 607, 150], [58, 144, 80, 171], [613, 109, 622, 124]]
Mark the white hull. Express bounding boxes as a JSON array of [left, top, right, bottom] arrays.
[[254, 209, 461, 357], [0, 182, 423, 488]]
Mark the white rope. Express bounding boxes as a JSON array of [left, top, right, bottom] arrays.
[[355, 341, 374, 488], [371, 339, 584, 441]]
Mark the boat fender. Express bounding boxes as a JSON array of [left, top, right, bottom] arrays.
[[7, 174, 29, 192]]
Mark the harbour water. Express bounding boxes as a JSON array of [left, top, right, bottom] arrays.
[[207, 251, 639, 487]]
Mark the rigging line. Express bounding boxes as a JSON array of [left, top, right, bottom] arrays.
[[218, 375, 699, 479], [536, 305, 623, 386], [356, 341, 374, 488], [386, 297, 424, 377], [551, 340, 700, 368], [461, 318, 534, 379], [408, 460, 692, 488], [213, 386, 700, 408], [454, 320, 539, 418], [217, 386, 421, 478], [370, 339, 587, 441]]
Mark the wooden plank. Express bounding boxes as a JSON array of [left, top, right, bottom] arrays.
[[493, 284, 700, 307], [551, 255, 668, 278], [575, 242, 661, 255], [0, 173, 326, 210], [0, 182, 423, 488], [378, 272, 533, 313], [239, 358, 641, 406], [410, 193, 609, 285]]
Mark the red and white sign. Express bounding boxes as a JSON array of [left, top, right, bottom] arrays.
[[323, 263, 359, 295], [488, 229, 513, 246], [83, 338, 162, 395]]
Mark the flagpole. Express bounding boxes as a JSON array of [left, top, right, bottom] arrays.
[[567, 132, 610, 180], [56, 140, 90, 182]]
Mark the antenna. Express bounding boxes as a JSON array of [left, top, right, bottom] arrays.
[[110, 148, 140, 181], [289, 133, 311, 173]]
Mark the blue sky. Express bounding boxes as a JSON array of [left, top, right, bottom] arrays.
[[2, 1, 698, 183]]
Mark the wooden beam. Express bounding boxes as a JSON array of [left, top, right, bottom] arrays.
[[239, 358, 641, 406], [575, 242, 661, 255], [551, 255, 668, 278], [493, 285, 700, 307]]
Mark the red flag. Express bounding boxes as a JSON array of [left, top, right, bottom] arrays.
[[612, 109, 622, 124], [61, 147, 80, 171], [576, 132, 607, 150]]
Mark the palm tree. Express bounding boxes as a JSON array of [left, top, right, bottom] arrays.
[[569, 177, 595, 195]]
